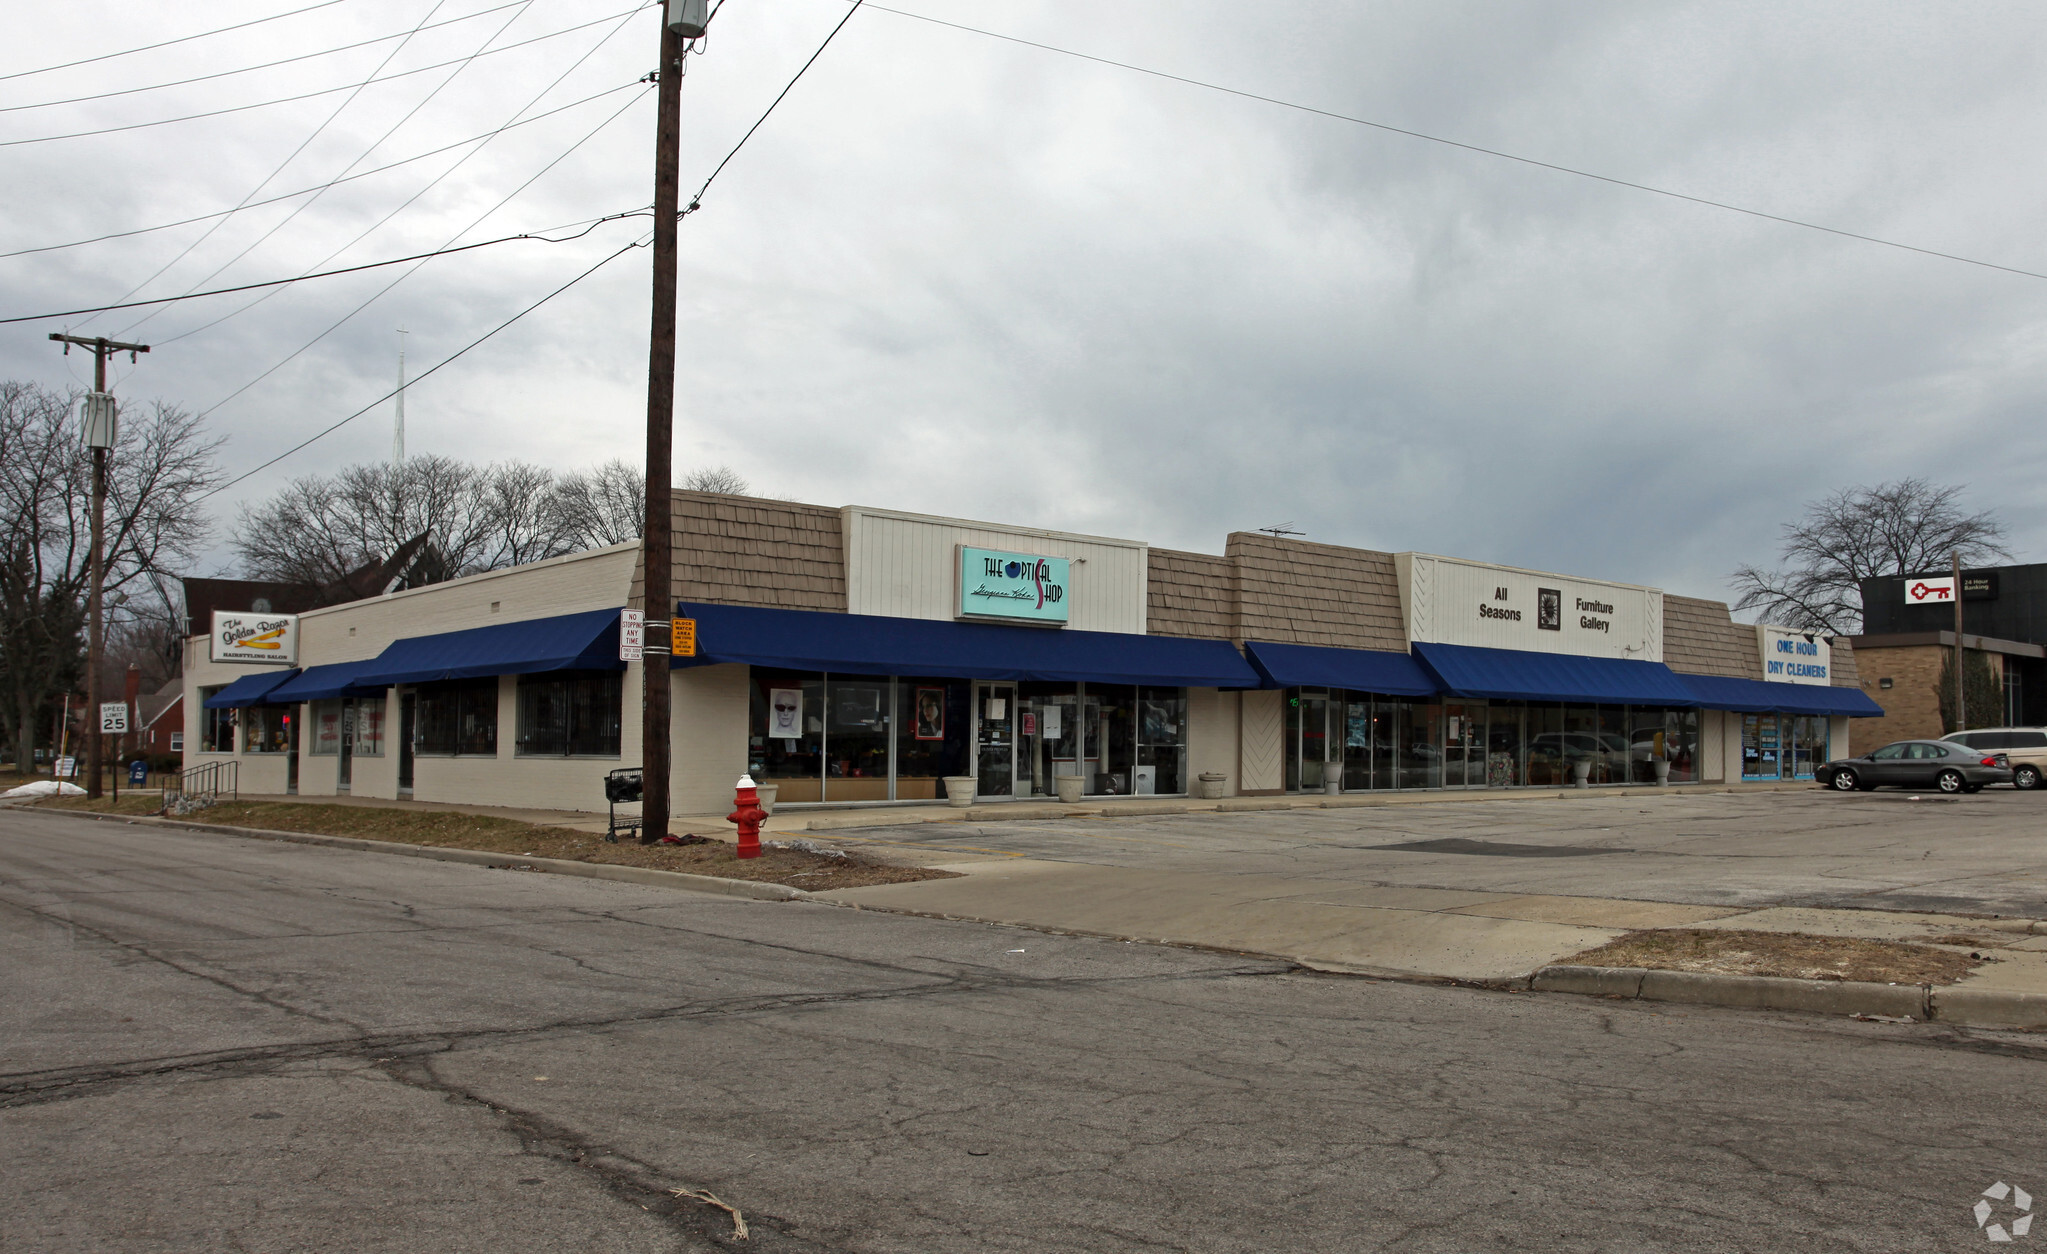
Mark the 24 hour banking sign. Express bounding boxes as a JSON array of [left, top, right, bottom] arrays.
[[957, 546, 1069, 625]]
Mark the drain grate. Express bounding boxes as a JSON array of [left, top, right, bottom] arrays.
[[1375, 837, 1628, 858]]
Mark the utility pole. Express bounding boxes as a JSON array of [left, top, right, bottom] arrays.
[[1953, 550, 1966, 733], [393, 327, 408, 465], [639, 1, 702, 843], [48, 333, 150, 800]]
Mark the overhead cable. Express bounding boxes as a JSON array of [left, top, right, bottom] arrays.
[[200, 0, 865, 495], [79, 0, 463, 333], [117, 0, 539, 338], [188, 8, 651, 399], [0, 214, 648, 325], [0, 0, 352, 84], [1, 0, 534, 113], [0, 83, 644, 261], [861, 2, 2047, 285], [0, 5, 656, 149]]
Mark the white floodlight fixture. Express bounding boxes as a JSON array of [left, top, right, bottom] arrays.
[[666, 0, 708, 38]]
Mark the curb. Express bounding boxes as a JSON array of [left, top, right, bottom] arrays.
[[37, 808, 810, 902], [1529, 964, 2047, 1029]]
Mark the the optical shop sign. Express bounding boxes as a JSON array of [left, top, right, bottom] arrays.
[[1757, 625, 1831, 686], [1397, 552, 1662, 661], [957, 545, 1069, 625], [210, 610, 299, 665]]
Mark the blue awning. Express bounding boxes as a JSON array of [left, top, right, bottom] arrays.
[[267, 659, 390, 703], [1244, 640, 1440, 696], [1412, 642, 1700, 706], [675, 602, 1261, 688], [1679, 674, 1886, 717], [202, 668, 300, 708], [354, 608, 623, 686]]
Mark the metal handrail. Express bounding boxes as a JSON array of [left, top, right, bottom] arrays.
[[165, 759, 237, 808]]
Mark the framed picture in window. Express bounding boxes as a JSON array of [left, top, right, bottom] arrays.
[[914, 687, 944, 741], [768, 689, 802, 740]]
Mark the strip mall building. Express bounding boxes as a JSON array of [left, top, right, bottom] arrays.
[[185, 494, 1880, 815]]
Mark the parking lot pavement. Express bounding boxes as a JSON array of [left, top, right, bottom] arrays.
[[824, 787, 2047, 918], [800, 788, 2047, 981], [8, 809, 2047, 1253]]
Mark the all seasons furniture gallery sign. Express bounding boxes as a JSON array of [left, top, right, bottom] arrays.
[[957, 545, 1070, 626]]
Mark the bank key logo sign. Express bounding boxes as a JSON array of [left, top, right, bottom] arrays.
[[210, 610, 299, 665], [957, 546, 1069, 625], [1907, 575, 1957, 605]]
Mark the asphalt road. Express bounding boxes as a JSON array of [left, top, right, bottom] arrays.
[[4, 807, 2044, 1253], [835, 788, 2047, 918]]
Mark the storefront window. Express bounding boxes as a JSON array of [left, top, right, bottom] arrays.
[[1342, 698, 1374, 790], [1136, 686, 1187, 796], [356, 696, 386, 757], [824, 678, 890, 802], [1486, 705, 1523, 787], [309, 701, 341, 755], [198, 690, 235, 752], [243, 705, 291, 753], [1526, 706, 1565, 786], [1402, 701, 1443, 789], [895, 678, 968, 801], [1789, 715, 1826, 779], [750, 670, 824, 802], [417, 679, 498, 756], [1742, 714, 1780, 779], [516, 672, 621, 757]]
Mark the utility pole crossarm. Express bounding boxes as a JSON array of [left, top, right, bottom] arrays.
[[48, 332, 152, 359]]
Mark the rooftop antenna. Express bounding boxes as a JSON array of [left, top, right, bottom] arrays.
[[392, 327, 407, 465], [1257, 522, 1305, 538]]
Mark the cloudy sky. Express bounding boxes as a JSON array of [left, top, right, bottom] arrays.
[[6, 0, 2046, 606]]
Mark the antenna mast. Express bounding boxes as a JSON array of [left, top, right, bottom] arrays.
[[392, 328, 407, 465]]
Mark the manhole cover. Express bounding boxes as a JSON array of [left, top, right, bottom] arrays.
[[1375, 837, 1628, 858]]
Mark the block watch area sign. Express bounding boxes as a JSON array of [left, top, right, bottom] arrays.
[[956, 545, 1070, 626]]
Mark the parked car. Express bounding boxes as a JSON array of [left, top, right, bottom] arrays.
[[1942, 727, 2047, 790], [1816, 740, 2013, 794]]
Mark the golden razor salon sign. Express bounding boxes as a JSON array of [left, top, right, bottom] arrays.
[[211, 610, 300, 665]]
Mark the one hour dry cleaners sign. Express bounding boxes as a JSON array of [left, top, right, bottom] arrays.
[[1757, 625, 1830, 686], [957, 546, 1069, 625], [211, 611, 299, 665]]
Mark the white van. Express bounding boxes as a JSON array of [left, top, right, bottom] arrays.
[[1941, 728, 2047, 790]]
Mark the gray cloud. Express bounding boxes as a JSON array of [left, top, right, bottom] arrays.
[[5, 0, 2044, 602]]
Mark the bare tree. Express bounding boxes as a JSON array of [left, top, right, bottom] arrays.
[[1731, 479, 2010, 633], [553, 461, 751, 549], [232, 456, 583, 591], [681, 465, 749, 495], [0, 382, 222, 772], [554, 459, 645, 548]]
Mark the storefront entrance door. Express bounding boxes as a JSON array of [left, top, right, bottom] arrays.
[[398, 694, 416, 795], [975, 684, 1015, 798], [338, 698, 355, 793]]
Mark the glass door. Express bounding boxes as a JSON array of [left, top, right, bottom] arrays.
[[1299, 690, 1331, 790], [975, 683, 1016, 798], [398, 693, 416, 794], [338, 698, 355, 792], [1443, 702, 1484, 788]]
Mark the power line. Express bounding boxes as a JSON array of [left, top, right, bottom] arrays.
[[167, 75, 650, 346], [116, 0, 538, 338], [0, 5, 655, 149], [1, 0, 534, 113], [0, 0, 352, 84], [187, 10, 651, 402], [201, 0, 865, 498], [0, 83, 644, 261], [0, 214, 646, 325], [197, 239, 649, 503], [862, 3, 2047, 287]]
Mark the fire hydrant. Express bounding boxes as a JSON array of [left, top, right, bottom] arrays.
[[728, 774, 766, 859]]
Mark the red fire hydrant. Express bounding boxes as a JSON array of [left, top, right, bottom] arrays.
[[728, 774, 766, 859]]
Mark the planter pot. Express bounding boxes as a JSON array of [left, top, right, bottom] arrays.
[[1055, 776, 1085, 805], [754, 782, 779, 815], [1652, 759, 1671, 786], [1571, 760, 1592, 789], [1197, 772, 1228, 800], [942, 776, 977, 808], [1323, 775, 1343, 795]]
